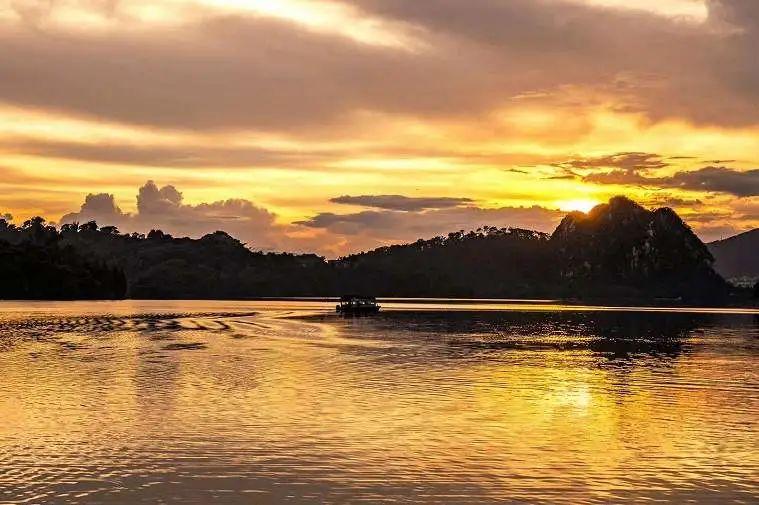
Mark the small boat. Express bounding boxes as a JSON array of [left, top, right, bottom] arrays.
[[336, 295, 381, 314]]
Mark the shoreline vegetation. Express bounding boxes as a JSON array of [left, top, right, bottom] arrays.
[[1, 196, 758, 306]]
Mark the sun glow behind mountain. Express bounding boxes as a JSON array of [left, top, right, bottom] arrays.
[[557, 199, 600, 215]]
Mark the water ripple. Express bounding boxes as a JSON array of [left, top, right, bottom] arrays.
[[0, 300, 757, 503]]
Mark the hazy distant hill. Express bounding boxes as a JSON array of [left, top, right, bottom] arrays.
[[0, 198, 740, 303], [708, 229, 759, 281]]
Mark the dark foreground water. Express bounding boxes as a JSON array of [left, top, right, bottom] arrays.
[[0, 300, 757, 504]]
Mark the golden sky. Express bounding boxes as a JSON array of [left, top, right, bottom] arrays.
[[1, 0, 757, 256]]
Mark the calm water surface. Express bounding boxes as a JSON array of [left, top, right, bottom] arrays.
[[0, 300, 757, 504]]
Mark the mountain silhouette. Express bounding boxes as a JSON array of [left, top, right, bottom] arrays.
[[0, 197, 742, 303], [551, 196, 727, 300]]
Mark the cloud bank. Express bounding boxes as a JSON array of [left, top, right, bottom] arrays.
[[582, 165, 759, 197], [0, 0, 757, 133], [59, 182, 566, 256]]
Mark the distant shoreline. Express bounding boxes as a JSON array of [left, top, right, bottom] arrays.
[[2, 198, 757, 304], [1, 296, 757, 310]]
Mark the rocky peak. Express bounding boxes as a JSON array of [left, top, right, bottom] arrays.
[[550, 196, 724, 300]]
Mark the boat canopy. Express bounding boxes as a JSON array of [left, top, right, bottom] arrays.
[[340, 295, 377, 302]]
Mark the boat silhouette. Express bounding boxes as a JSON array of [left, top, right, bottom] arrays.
[[336, 295, 381, 314]]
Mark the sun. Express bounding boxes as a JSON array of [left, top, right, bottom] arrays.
[[557, 199, 599, 214]]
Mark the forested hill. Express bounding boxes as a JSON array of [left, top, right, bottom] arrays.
[[0, 218, 126, 300], [0, 197, 748, 303], [337, 197, 729, 301], [334, 227, 552, 297]]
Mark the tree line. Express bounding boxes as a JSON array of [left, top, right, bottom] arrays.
[[0, 197, 754, 303], [0, 217, 126, 299]]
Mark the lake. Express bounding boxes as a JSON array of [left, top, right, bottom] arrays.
[[0, 300, 757, 504]]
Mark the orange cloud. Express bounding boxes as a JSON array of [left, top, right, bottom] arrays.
[[0, 0, 757, 251]]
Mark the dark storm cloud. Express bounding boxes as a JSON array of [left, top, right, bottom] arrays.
[[330, 194, 473, 211], [667, 167, 759, 196], [583, 166, 759, 196], [0, 0, 757, 132]]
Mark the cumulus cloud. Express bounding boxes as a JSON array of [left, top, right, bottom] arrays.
[[61, 180, 281, 249], [330, 194, 473, 211], [71, 192, 127, 222]]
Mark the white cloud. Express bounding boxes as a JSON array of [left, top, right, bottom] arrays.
[[61, 180, 282, 249]]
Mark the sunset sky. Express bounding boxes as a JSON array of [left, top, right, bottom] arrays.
[[1, 0, 758, 256]]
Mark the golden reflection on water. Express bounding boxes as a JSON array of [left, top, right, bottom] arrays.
[[0, 300, 757, 503]]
